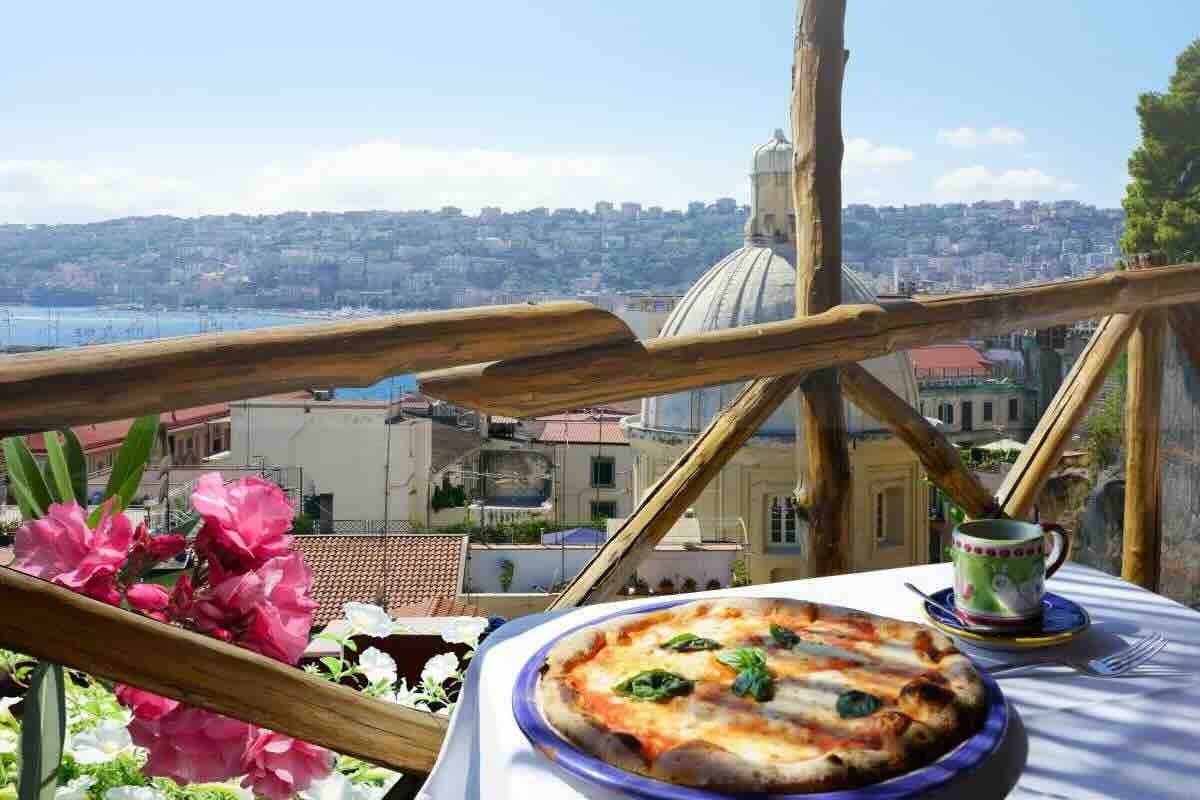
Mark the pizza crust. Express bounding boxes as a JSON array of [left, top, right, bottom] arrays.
[[536, 598, 986, 794]]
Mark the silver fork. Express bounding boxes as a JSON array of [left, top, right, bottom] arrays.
[[986, 633, 1167, 677]]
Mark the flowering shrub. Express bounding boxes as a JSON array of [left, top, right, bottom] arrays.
[[1, 456, 486, 800]]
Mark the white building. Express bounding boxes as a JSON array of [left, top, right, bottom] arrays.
[[226, 398, 439, 529]]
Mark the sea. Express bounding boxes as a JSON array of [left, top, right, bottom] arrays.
[[0, 305, 417, 400]]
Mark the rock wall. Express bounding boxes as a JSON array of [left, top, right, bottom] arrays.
[[1158, 330, 1200, 606]]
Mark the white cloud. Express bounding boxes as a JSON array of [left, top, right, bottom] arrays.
[[936, 126, 1027, 148], [0, 142, 758, 224], [844, 138, 914, 172], [934, 166, 1077, 200]]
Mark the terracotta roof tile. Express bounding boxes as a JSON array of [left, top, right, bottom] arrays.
[[389, 595, 487, 618], [909, 345, 992, 378], [536, 419, 627, 445], [293, 534, 467, 626]]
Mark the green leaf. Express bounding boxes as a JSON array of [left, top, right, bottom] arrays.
[[659, 633, 721, 652], [41, 433, 74, 505], [731, 666, 774, 702], [716, 647, 766, 673], [2, 437, 52, 520], [17, 663, 66, 800], [318, 657, 343, 675], [59, 430, 89, 507], [612, 670, 693, 701], [836, 690, 881, 719], [342, 639, 358, 652], [770, 624, 801, 649], [99, 414, 159, 510]]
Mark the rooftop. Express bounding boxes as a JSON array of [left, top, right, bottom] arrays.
[[909, 344, 993, 377], [293, 534, 468, 627]]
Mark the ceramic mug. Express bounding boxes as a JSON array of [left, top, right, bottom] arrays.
[[951, 519, 1070, 627]]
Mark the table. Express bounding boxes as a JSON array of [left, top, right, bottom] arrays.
[[419, 563, 1200, 799]]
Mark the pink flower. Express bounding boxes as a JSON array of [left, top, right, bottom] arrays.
[[131, 523, 187, 563], [192, 474, 295, 572], [195, 553, 318, 665], [12, 502, 131, 604], [240, 729, 332, 800], [169, 573, 195, 619], [115, 686, 180, 720], [129, 705, 251, 784], [127, 583, 170, 612]]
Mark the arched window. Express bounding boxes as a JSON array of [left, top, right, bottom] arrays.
[[768, 495, 804, 549]]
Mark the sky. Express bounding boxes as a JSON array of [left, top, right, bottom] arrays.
[[1, 1, 1196, 224]]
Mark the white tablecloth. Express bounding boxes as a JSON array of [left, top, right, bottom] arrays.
[[419, 563, 1200, 799]]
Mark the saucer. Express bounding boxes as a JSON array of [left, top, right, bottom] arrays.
[[922, 588, 1090, 651]]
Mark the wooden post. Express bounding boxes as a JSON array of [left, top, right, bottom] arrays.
[[792, 0, 851, 575], [549, 374, 808, 608], [997, 313, 1141, 519], [1167, 304, 1200, 376], [1121, 309, 1167, 589], [840, 363, 998, 519], [0, 568, 447, 773], [417, 263, 1200, 418]]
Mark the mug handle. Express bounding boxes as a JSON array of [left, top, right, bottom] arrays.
[[1041, 523, 1071, 579]]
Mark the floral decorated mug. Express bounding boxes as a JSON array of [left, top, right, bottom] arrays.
[[950, 519, 1070, 628]]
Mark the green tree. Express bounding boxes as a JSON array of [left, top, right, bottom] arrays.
[[1121, 40, 1200, 263]]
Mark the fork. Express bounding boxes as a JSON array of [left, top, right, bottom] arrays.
[[986, 633, 1167, 677]]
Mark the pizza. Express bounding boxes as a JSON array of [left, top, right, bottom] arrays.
[[536, 598, 986, 794]]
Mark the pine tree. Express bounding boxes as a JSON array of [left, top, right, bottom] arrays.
[[1121, 41, 1200, 264]]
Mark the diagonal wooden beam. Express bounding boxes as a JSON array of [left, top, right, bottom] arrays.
[[417, 263, 1200, 418], [792, 0, 851, 576], [548, 373, 808, 609], [840, 363, 999, 520], [996, 312, 1141, 519], [0, 566, 447, 773], [1122, 309, 1167, 590], [0, 302, 634, 438], [1167, 304, 1200, 376]]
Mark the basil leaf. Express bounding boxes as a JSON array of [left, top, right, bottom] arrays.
[[660, 633, 721, 652], [732, 667, 774, 702], [836, 690, 881, 719], [613, 670, 693, 702], [770, 624, 801, 649], [716, 646, 766, 672]]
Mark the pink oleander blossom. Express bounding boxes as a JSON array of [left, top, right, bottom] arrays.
[[240, 729, 332, 800], [131, 524, 187, 563], [195, 553, 317, 665], [128, 706, 251, 785], [115, 686, 180, 721], [12, 502, 131, 604], [127, 583, 170, 612], [192, 474, 295, 572]]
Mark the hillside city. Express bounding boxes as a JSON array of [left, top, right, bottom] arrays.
[[0, 198, 1124, 310]]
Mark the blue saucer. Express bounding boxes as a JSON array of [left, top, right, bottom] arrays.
[[924, 588, 1090, 650]]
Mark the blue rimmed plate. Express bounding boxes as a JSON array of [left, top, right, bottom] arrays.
[[513, 598, 1009, 799], [922, 588, 1090, 651]]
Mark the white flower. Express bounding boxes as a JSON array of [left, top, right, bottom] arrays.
[[0, 726, 18, 754], [421, 653, 459, 687], [301, 772, 391, 800], [342, 603, 395, 638], [358, 647, 397, 686], [71, 719, 136, 764], [56, 776, 96, 800], [105, 787, 165, 800], [384, 679, 427, 710], [0, 696, 20, 717], [440, 618, 488, 647]]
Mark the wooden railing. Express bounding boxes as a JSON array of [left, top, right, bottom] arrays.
[[2, 0, 1198, 779]]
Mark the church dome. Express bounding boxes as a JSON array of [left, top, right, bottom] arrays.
[[753, 128, 792, 175], [637, 248, 918, 437]]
